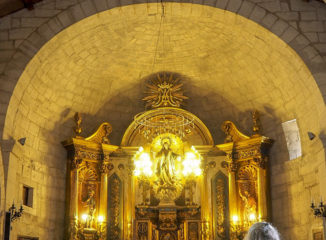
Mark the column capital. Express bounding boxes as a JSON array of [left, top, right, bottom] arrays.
[[99, 161, 114, 174], [221, 161, 237, 173], [253, 156, 268, 169], [71, 157, 82, 170]]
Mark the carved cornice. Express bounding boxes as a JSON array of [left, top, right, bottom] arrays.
[[75, 148, 102, 161], [63, 134, 119, 174], [234, 147, 260, 161], [102, 144, 119, 161]]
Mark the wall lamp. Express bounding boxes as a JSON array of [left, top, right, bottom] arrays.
[[311, 198, 326, 240], [9, 203, 24, 222], [18, 137, 26, 146], [308, 132, 316, 141]]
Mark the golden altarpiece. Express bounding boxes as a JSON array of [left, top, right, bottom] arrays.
[[62, 74, 273, 240]]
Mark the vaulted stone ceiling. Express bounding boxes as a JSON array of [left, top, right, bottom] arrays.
[[0, 0, 43, 17], [5, 4, 323, 147], [1, 0, 326, 18]]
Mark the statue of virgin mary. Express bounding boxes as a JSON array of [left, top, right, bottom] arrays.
[[154, 137, 182, 202], [155, 137, 178, 186]]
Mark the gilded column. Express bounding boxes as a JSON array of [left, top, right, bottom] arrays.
[[127, 168, 135, 240], [69, 158, 81, 240], [99, 161, 110, 239], [226, 149, 238, 223], [257, 158, 268, 221], [228, 162, 239, 240], [200, 175, 207, 218], [228, 168, 238, 221], [201, 158, 211, 240]]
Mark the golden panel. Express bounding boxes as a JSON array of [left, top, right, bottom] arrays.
[[212, 172, 229, 240], [217, 113, 273, 237]]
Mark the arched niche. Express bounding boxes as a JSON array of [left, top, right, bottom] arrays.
[[121, 107, 214, 147]]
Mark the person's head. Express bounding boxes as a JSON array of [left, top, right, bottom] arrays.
[[161, 137, 171, 150], [244, 222, 280, 240]]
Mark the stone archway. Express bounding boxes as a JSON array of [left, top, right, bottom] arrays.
[[0, 2, 325, 240]]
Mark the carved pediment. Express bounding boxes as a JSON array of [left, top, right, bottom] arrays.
[[85, 122, 112, 144], [221, 121, 250, 143]]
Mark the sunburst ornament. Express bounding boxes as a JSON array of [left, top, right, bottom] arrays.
[[143, 73, 188, 108]]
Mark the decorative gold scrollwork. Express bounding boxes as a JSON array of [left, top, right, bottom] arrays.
[[69, 218, 78, 240], [118, 163, 124, 170], [178, 224, 185, 240], [137, 222, 148, 240], [237, 165, 257, 180], [188, 222, 199, 240], [201, 221, 210, 240], [160, 232, 177, 240], [238, 148, 260, 160], [221, 121, 249, 143], [76, 149, 101, 161], [85, 122, 113, 144], [216, 178, 226, 239], [79, 167, 98, 182], [159, 212, 178, 231], [108, 174, 122, 240], [213, 172, 228, 240], [237, 165, 258, 224], [143, 73, 188, 108], [71, 157, 82, 170], [99, 162, 114, 174], [221, 161, 237, 173], [253, 156, 268, 169]]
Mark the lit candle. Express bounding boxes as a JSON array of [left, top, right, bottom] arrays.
[[232, 215, 239, 225], [82, 214, 88, 222], [98, 215, 104, 224], [249, 213, 256, 221]]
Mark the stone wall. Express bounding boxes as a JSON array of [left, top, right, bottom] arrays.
[[0, 1, 325, 240], [0, 0, 325, 138]]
